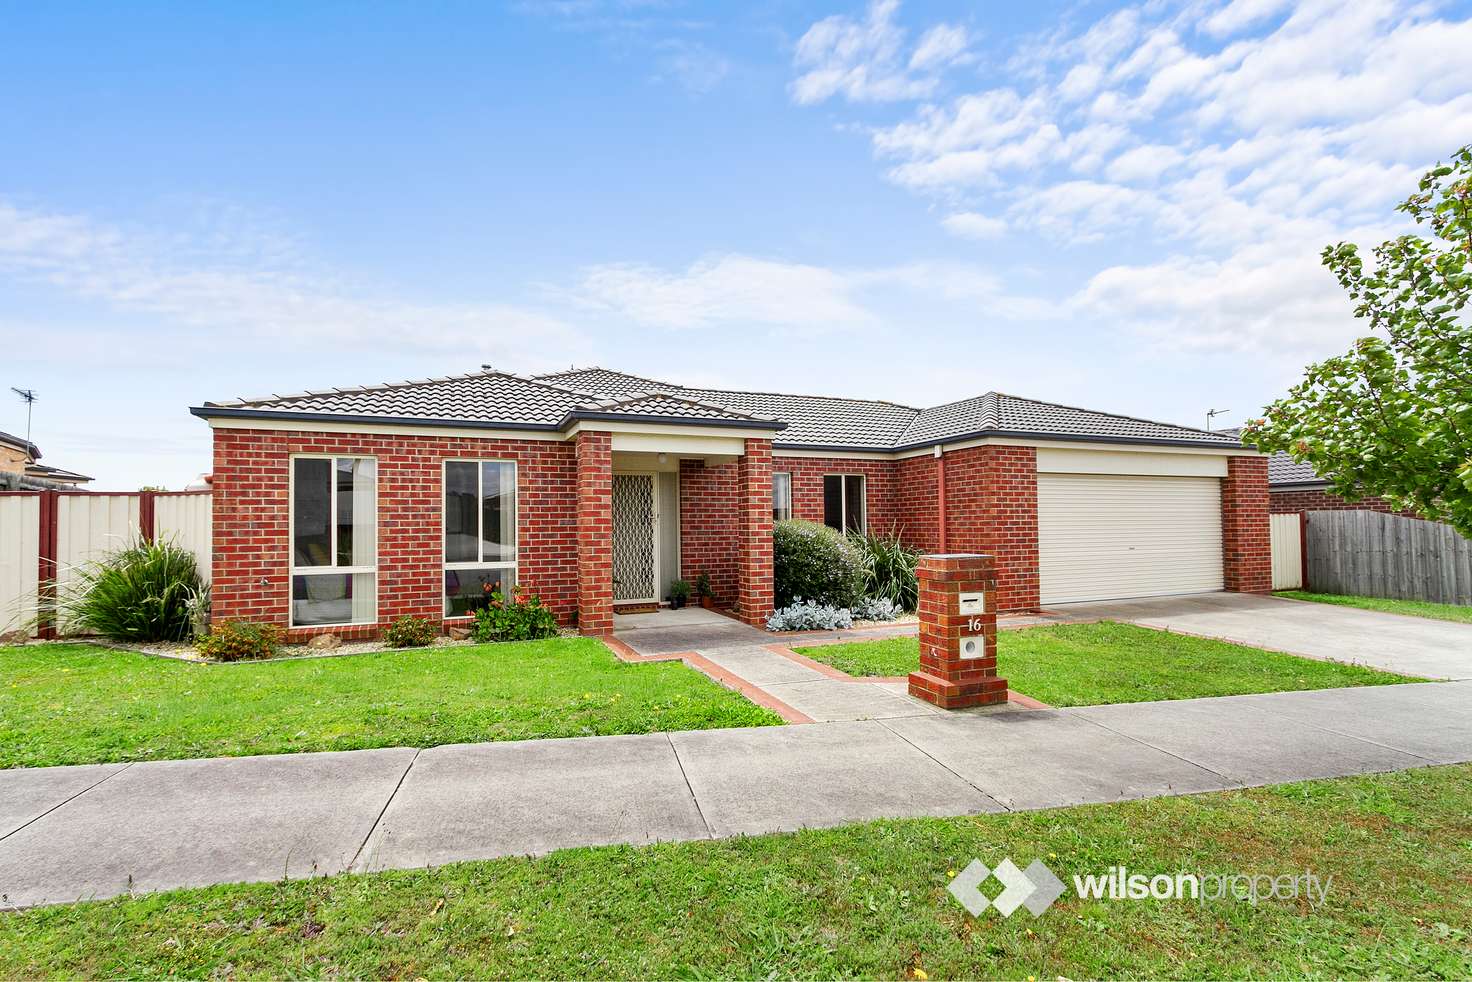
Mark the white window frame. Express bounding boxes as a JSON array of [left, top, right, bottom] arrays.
[[443, 458, 519, 618], [288, 453, 378, 628], [772, 471, 793, 522], [823, 473, 867, 534]]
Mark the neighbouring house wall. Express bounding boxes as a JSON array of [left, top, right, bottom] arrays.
[[1221, 455, 1271, 594], [211, 427, 578, 639], [940, 445, 1040, 612], [1270, 487, 1417, 517], [0, 444, 27, 476]]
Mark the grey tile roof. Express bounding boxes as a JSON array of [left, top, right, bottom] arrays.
[[199, 371, 588, 427], [1268, 452, 1327, 486], [568, 392, 780, 425], [898, 393, 1242, 449], [195, 366, 1244, 451]]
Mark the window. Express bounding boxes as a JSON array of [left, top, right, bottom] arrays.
[[822, 474, 866, 533], [291, 456, 376, 626], [772, 471, 792, 522], [444, 460, 517, 617]]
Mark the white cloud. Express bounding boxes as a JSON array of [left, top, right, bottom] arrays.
[[790, 0, 968, 105], [791, 0, 1472, 354], [941, 211, 1007, 239], [1105, 143, 1186, 182], [909, 23, 970, 71], [576, 255, 878, 330], [573, 254, 1056, 331], [0, 199, 589, 364]]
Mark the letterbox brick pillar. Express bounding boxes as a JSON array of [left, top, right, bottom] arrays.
[[575, 430, 614, 636], [908, 553, 1008, 709]]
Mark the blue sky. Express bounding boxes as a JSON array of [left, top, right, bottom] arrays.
[[4, 0, 1470, 488]]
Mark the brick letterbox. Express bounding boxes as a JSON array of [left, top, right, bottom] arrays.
[[908, 553, 1008, 709]]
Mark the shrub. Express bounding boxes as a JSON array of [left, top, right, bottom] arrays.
[[383, 615, 437, 648], [772, 520, 865, 609], [60, 538, 205, 642], [850, 530, 919, 612], [669, 579, 692, 606], [766, 598, 853, 632], [850, 596, 900, 622], [196, 620, 282, 661], [472, 586, 560, 642], [694, 571, 713, 600]]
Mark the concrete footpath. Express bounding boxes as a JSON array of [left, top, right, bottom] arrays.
[[2, 679, 1469, 909]]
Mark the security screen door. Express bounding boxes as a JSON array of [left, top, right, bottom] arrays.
[[611, 473, 658, 602]]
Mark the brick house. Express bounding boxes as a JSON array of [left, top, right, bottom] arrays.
[[1266, 452, 1416, 517], [191, 367, 1270, 639]]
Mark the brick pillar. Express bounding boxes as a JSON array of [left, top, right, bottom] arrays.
[[908, 554, 1008, 709], [735, 437, 774, 627], [575, 430, 613, 636], [1222, 455, 1271, 594]]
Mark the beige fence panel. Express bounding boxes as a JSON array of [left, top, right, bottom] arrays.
[[154, 492, 212, 582], [1269, 513, 1302, 590], [0, 494, 40, 635], [55, 493, 141, 628], [1305, 509, 1472, 605]]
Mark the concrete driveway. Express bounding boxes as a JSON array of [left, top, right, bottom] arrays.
[[1052, 592, 1472, 680]]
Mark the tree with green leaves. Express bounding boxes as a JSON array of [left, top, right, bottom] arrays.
[[1245, 145, 1472, 537]]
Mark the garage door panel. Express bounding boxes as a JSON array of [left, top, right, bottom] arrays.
[[1040, 473, 1223, 604]]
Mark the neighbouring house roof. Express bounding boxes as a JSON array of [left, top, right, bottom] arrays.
[[1266, 453, 1328, 488], [0, 429, 40, 460], [1216, 427, 1330, 488], [24, 462, 92, 484], [193, 366, 1245, 453]]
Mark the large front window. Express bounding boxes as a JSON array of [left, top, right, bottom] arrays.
[[291, 456, 376, 626], [444, 460, 517, 616], [822, 474, 865, 534]]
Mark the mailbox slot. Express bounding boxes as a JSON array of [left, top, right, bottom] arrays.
[[957, 592, 986, 615]]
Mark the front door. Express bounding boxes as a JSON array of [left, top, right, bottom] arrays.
[[611, 473, 658, 602]]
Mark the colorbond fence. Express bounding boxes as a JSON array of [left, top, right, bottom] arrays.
[[0, 489, 211, 637], [1269, 513, 1304, 590]]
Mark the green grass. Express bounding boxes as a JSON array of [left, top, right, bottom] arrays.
[[795, 622, 1419, 706], [1276, 590, 1472, 624], [0, 640, 780, 769], [2, 765, 1468, 979]]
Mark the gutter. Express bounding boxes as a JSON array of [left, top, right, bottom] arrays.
[[775, 429, 1247, 454], [191, 405, 787, 434]]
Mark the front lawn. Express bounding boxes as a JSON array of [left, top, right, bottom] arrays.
[[0, 640, 780, 769], [1276, 590, 1472, 624], [2, 764, 1468, 979], [794, 622, 1419, 706]]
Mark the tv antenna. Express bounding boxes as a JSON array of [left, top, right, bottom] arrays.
[[1206, 407, 1230, 431]]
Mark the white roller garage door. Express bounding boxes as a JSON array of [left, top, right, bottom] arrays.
[[1039, 473, 1224, 604]]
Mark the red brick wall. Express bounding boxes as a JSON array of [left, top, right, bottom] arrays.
[[210, 427, 577, 640], [679, 457, 740, 605], [895, 454, 942, 552], [1222, 455, 1271, 593], [575, 431, 613, 636], [1270, 487, 1413, 517], [941, 445, 1040, 612], [773, 455, 901, 537], [735, 438, 775, 625]]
